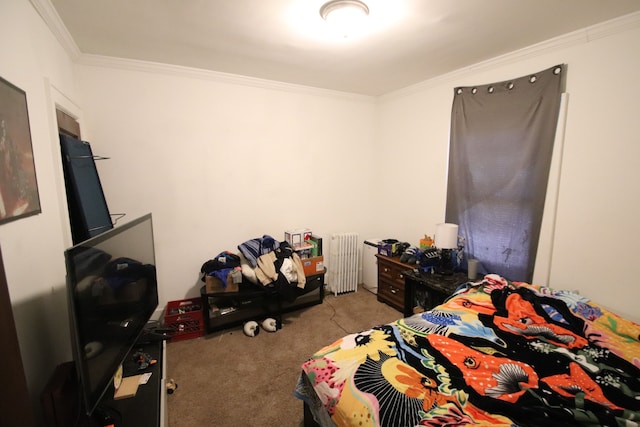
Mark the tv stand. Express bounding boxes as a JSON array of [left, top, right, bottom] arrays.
[[91, 340, 167, 427], [137, 327, 173, 345], [42, 341, 167, 427], [91, 405, 122, 427]]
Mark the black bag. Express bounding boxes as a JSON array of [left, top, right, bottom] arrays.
[[200, 252, 241, 281]]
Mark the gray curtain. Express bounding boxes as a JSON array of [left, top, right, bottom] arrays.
[[445, 65, 564, 282]]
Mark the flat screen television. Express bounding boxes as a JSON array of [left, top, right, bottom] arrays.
[[60, 133, 114, 245], [64, 213, 158, 417]]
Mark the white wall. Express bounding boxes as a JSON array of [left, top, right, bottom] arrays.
[[0, 0, 80, 420], [376, 20, 640, 322], [75, 62, 378, 304]]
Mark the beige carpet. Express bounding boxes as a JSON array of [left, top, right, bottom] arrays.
[[165, 285, 401, 427]]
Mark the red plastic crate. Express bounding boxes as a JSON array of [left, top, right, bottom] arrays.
[[164, 298, 204, 342]]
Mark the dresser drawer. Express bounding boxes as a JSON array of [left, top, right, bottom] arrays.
[[377, 256, 411, 284], [375, 255, 413, 312], [378, 263, 406, 285], [377, 279, 404, 311]]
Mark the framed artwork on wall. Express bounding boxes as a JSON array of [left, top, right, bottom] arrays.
[[0, 76, 41, 225]]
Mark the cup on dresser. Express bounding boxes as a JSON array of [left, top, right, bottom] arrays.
[[467, 259, 479, 280]]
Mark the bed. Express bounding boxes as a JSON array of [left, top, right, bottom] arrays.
[[295, 274, 640, 426]]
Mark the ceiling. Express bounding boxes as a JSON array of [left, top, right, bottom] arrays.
[[48, 0, 640, 96]]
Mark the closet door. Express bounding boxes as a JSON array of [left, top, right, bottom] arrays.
[[0, 246, 36, 426]]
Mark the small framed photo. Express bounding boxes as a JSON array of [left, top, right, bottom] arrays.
[[0, 76, 41, 225]]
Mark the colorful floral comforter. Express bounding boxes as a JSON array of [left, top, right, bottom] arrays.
[[297, 275, 640, 427]]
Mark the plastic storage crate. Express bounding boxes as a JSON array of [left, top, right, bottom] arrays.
[[164, 298, 204, 342]]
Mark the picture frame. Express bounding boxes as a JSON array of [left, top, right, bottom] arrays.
[[0, 76, 41, 225]]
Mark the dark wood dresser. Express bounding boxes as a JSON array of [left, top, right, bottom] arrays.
[[375, 255, 414, 312]]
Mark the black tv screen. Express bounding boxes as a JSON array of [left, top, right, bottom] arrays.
[[60, 133, 113, 244], [64, 213, 158, 416]]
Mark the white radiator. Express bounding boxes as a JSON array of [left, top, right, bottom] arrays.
[[329, 233, 359, 295]]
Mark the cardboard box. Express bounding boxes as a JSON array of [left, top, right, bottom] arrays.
[[285, 228, 312, 248], [378, 242, 401, 257], [302, 256, 324, 276], [205, 275, 239, 293]]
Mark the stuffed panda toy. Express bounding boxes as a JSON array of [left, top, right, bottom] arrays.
[[261, 318, 278, 332], [243, 318, 278, 336], [243, 320, 260, 337]]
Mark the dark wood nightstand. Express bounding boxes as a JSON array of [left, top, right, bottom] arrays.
[[403, 269, 468, 317], [375, 255, 415, 312]]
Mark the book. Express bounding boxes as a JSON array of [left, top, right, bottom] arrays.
[[306, 239, 318, 257], [309, 235, 323, 256]]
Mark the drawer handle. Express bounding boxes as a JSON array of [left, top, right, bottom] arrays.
[[390, 288, 397, 294], [384, 267, 390, 273], [399, 273, 404, 279]]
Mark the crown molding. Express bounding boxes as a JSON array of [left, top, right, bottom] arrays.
[[29, 0, 80, 60], [381, 11, 640, 102], [31, 0, 372, 102], [77, 54, 375, 103], [33, 0, 639, 102]]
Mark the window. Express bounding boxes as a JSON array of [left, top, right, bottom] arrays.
[[445, 65, 564, 282]]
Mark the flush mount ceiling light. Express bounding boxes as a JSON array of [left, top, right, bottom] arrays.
[[320, 0, 369, 37]]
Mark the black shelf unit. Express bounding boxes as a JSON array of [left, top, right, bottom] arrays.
[[200, 269, 325, 334]]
